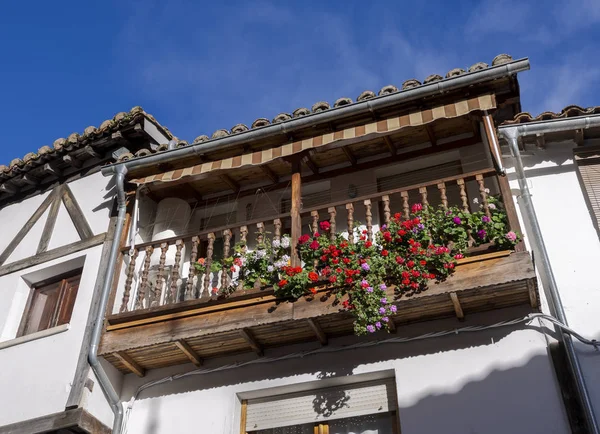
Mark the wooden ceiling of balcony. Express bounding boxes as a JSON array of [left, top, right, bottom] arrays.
[[100, 251, 538, 376], [145, 116, 478, 203]]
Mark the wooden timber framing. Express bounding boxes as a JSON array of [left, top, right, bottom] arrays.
[[0, 407, 111, 434], [290, 157, 302, 266], [36, 185, 64, 254], [0, 233, 106, 277], [100, 251, 538, 374], [114, 351, 145, 377]]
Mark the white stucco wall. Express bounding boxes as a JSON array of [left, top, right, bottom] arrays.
[[118, 308, 568, 434], [505, 140, 600, 420], [0, 172, 115, 428]]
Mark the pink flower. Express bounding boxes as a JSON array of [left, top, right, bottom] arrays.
[[505, 231, 517, 242], [411, 203, 423, 213]]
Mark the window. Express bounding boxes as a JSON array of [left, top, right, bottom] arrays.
[[242, 378, 399, 434], [575, 148, 600, 238], [17, 271, 81, 337]]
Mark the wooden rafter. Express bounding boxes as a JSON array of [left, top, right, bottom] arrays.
[[84, 145, 102, 159], [0, 189, 56, 265], [342, 147, 357, 166], [63, 154, 82, 169], [114, 351, 145, 377], [21, 174, 41, 186], [449, 292, 465, 320], [239, 328, 263, 356], [220, 174, 240, 192], [383, 136, 396, 155], [43, 162, 62, 177], [0, 183, 16, 194], [307, 318, 328, 345], [260, 165, 279, 184], [62, 184, 94, 239], [425, 125, 437, 146], [37, 186, 63, 254], [175, 339, 203, 367], [302, 153, 320, 174]]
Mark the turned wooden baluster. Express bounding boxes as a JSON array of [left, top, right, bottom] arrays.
[[220, 229, 232, 292], [273, 218, 282, 243], [346, 203, 354, 244], [151, 242, 168, 307], [457, 178, 475, 246], [328, 207, 337, 242], [419, 187, 429, 207], [364, 199, 373, 242], [120, 248, 138, 313], [401, 191, 410, 219], [437, 182, 448, 210], [204, 233, 216, 297], [381, 195, 391, 225], [237, 226, 248, 292], [311, 211, 319, 235], [136, 246, 154, 310], [165, 239, 183, 304], [185, 236, 199, 300], [256, 222, 265, 245], [476, 174, 491, 218]]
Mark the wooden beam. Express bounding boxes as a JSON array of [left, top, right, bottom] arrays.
[[0, 183, 16, 194], [307, 318, 328, 345], [575, 129, 584, 146], [239, 328, 263, 356], [220, 174, 240, 192], [497, 174, 525, 252], [527, 279, 538, 308], [260, 165, 279, 184], [425, 125, 437, 146], [449, 292, 465, 320], [0, 189, 56, 265], [535, 133, 545, 149], [302, 153, 320, 174], [43, 162, 62, 177], [114, 351, 145, 377], [21, 174, 41, 186], [63, 154, 83, 169], [342, 147, 357, 166], [175, 339, 203, 367], [240, 400, 248, 434], [383, 136, 396, 155], [37, 186, 63, 254], [387, 318, 397, 333], [0, 408, 111, 434], [84, 145, 102, 158], [0, 233, 106, 277], [290, 159, 302, 266], [62, 184, 94, 239]]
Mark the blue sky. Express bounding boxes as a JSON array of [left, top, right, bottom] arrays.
[[1, 0, 599, 164]]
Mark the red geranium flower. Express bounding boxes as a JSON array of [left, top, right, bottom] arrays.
[[298, 234, 310, 244], [345, 277, 354, 285], [308, 271, 319, 282], [309, 240, 320, 250], [401, 271, 410, 278], [343, 257, 351, 264], [309, 287, 318, 294], [394, 212, 401, 220], [420, 260, 427, 266], [407, 260, 415, 268], [332, 258, 339, 264], [336, 267, 342, 273], [396, 256, 405, 264], [340, 241, 348, 248], [411, 203, 423, 213], [365, 241, 372, 248], [319, 221, 331, 231], [329, 276, 337, 284], [402, 278, 410, 285], [278, 279, 288, 287], [381, 249, 389, 256]]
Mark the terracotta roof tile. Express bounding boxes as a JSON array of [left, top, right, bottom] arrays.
[[502, 105, 600, 125]]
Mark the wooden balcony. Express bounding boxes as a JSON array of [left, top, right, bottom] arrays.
[[99, 169, 538, 376]]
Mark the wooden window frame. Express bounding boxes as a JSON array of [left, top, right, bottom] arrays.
[[16, 268, 82, 338]]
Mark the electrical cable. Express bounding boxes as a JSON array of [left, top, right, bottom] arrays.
[[119, 312, 598, 433]]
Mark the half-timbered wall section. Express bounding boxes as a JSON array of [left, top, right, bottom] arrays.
[[0, 110, 171, 432]]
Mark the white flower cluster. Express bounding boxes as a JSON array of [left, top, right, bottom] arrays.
[[274, 254, 291, 269], [254, 249, 267, 259], [281, 236, 290, 248]]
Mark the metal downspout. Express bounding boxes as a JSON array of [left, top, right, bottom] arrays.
[[500, 127, 599, 434], [88, 165, 128, 434]]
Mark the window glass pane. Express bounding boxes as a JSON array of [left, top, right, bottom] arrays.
[[254, 423, 315, 434], [329, 413, 394, 434]]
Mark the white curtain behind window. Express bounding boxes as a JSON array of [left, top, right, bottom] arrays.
[[329, 413, 394, 434]]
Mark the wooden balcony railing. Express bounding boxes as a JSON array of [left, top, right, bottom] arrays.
[[115, 168, 522, 316]]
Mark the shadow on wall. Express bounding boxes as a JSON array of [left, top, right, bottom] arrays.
[[120, 306, 540, 402], [91, 176, 117, 214]]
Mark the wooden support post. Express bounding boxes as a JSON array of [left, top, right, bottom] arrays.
[[449, 292, 465, 321], [426, 124, 437, 146], [239, 328, 263, 356], [307, 319, 328, 345], [290, 159, 302, 267], [497, 174, 525, 252], [481, 112, 504, 173], [527, 279, 538, 308], [240, 400, 248, 434], [175, 340, 203, 367], [114, 352, 145, 377]]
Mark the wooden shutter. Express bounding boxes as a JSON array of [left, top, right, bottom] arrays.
[[57, 276, 80, 326], [575, 149, 600, 237], [245, 377, 397, 431]]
